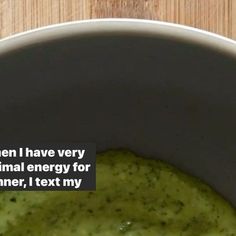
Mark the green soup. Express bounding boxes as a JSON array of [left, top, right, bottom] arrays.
[[0, 150, 236, 235]]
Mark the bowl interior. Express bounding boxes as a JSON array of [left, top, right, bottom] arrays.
[[0, 30, 236, 205]]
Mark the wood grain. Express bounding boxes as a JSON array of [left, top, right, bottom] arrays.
[[0, 0, 235, 39]]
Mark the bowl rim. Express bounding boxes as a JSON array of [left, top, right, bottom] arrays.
[[0, 18, 236, 57]]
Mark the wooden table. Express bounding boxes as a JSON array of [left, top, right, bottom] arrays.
[[0, 0, 236, 40]]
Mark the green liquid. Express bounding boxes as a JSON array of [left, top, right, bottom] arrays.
[[0, 150, 236, 235]]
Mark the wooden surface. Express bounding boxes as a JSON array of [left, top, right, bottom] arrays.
[[0, 0, 235, 40]]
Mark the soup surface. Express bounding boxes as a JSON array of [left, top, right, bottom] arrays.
[[0, 150, 236, 235]]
